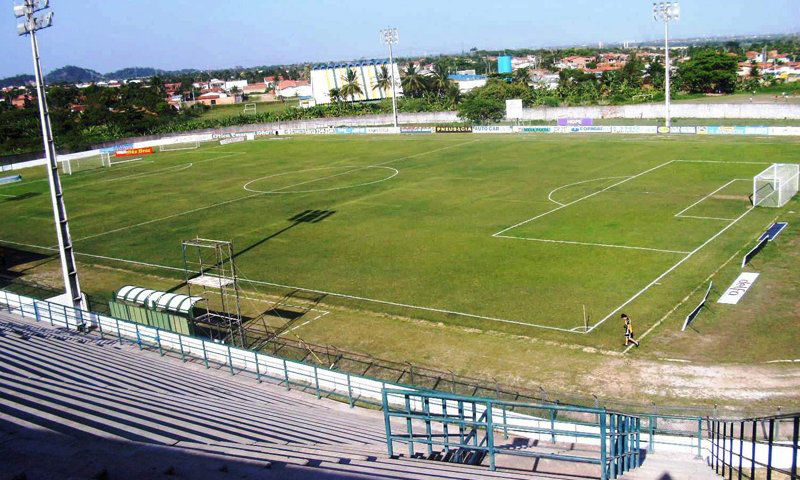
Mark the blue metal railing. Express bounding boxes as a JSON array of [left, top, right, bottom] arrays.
[[382, 389, 641, 479], [709, 412, 799, 480]]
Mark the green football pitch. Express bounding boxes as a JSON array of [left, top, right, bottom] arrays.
[[1, 134, 798, 349]]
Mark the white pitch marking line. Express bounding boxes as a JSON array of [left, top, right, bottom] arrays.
[[546, 176, 631, 206], [0, 194, 17, 197], [674, 179, 749, 218], [588, 205, 756, 334], [495, 235, 690, 254], [0, 238, 579, 334], [73, 140, 478, 244], [493, 160, 675, 237], [678, 215, 737, 221], [624, 215, 779, 352], [675, 160, 786, 165]]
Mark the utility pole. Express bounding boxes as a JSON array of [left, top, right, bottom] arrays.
[[380, 27, 400, 128], [653, 2, 680, 129], [14, 0, 85, 310]]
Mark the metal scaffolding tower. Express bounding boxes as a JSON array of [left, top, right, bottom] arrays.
[[181, 238, 244, 347]]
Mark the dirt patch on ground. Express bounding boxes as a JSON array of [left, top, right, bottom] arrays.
[[711, 194, 750, 202]]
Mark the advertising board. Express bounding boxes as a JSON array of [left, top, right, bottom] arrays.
[[219, 137, 246, 146], [101, 144, 133, 153], [517, 126, 554, 134], [611, 126, 658, 134], [769, 126, 800, 136], [435, 126, 473, 133], [473, 126, 513, 134], [568, 126, 611, 133], [558, 118, 594, 127], [115, 147, 154, 157], [670, 126, 697, 134], [335, 127, 367, 135], [400, 127, 433, 134]]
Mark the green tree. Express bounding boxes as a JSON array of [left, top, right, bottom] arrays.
[[373, 65, 392, 96], [513, 67, 530, 85], [400, 64, 426, 97], [457, 95, 504, 124], [329, 87, 343, 103], [339, 68, 363, 102], [429, 63, 452, 94], [677, 49, 739, 94]]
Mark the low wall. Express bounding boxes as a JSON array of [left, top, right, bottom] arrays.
[[520, 103, 800, 121]]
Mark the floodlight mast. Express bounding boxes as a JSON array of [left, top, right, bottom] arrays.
[[14, 0, 84, 311], [653, 2, 680, 129], [380, 27, 400, 128]]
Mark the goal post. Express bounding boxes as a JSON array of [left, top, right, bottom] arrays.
[[159, 138, 199, 152], [58, 154, 106, 175], [753, 163, 799, 208]]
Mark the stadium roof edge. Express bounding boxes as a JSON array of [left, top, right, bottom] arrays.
[[312, 59, 392, 70]]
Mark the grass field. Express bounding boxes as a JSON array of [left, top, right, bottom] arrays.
[[1, 133, 799, 407], [197, 99, 299, 121]]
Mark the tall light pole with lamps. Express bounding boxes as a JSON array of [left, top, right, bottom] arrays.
[[653, 2, 680, 129], [380, 27, 400, 128], [14, 0, 85, 311]]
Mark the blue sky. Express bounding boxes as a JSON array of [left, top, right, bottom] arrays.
[[1, 0, 798, 77]]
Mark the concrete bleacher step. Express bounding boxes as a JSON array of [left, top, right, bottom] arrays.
[[0, 312, 722, 480], [0, 336, 387, 446]]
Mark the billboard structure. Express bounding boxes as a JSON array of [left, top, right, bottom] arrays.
[[310, 59, 404, 105]]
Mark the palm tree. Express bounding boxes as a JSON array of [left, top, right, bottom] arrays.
[[373, 65, 392, 96], [514, 67, 530, 85], [430, 63, 452, 94], [339, 68, 363, 102], [329, 87, 343, 103], [401, 63, 425, 98]]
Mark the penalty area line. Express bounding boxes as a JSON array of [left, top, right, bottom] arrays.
[[0, 238, 579, 334], [495, 235, 690, 254], [587, 204, 757, 334], [624, 214, 780, 353]]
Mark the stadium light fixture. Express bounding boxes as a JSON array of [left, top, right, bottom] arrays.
[[653, 2, 680, 129], [380, 27, 400, 128], [12, 0, 85, 312]]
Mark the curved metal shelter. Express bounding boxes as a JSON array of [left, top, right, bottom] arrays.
[[114, 285, 203, 315]]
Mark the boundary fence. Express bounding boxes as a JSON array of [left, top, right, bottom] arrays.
[[710, 412, 799, 478], [382, 389, 641, 479]]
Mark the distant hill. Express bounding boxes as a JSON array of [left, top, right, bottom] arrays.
[[0, 74, 35, 88], [45, 65, 103, 84], [105, 67, 165, 80]]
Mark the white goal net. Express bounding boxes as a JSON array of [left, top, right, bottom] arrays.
[[159, 139, 199, 152], [753, 163, 799, 208], [59, 154, 109, 175]]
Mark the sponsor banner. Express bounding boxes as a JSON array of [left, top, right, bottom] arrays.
[[670, 126, 697, 134], [473, 126, 513, 134], [516, 126, 554, 134], [567, 126, 612, 133], [365, 127, 400, 135], [101, 144, 133, 153], [557, 118, 593, 127], [611, 126, 658, 134], [115, 147, 154, 157], [335, 127, 367, 135], [769, 126, 800, 136], [743, 126, 770, 136], [400, 127, 433, 134], [246, 133, 256, 141], [717, 272, 759, 305], [255, 130, 279, 137], [220, 136, 246, 145], [658, 126, 670, 134], [697, 126, 708, 135], [707, 126, 743, 135], [435, 125, 473, 134]]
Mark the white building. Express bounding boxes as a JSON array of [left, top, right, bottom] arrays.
[[310, 59, 404, 105], [447, 74, 487, 93], [224, 80, 248, 92]]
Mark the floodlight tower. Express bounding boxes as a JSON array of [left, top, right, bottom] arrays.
[[380, 27, 400, 128], [653, 2, 680, 129], [14, 0, 84, 310]]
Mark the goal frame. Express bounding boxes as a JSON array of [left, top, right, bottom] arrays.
[[753, 163, 799, 208], [159, 139, 199, 152]]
